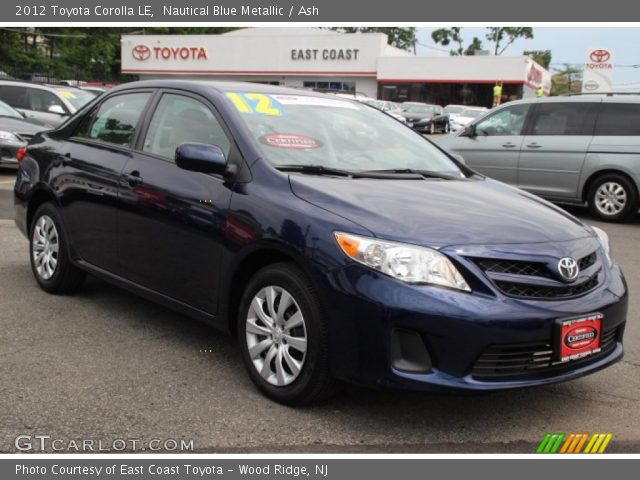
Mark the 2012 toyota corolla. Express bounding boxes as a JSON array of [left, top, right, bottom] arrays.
[[14, 81, 628, 405]]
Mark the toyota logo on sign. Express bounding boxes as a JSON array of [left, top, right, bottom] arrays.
[[132, 45, 151, 61], [590, 49, 611, 63]]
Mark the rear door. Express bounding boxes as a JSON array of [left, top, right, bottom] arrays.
[[117, 90, 236, 314], [444, 102, 533, 185], [60, 90, 154, 272], [518, 101, 599, 199]]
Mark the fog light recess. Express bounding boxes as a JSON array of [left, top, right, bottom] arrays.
[[390, 328, 433, 373]]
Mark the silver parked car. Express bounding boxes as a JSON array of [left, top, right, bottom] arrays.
[[0, 80, 95, 127], [435, 95, 640, 222]]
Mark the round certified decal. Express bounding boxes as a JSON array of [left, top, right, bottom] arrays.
[[260, 133, 321, 149], [564, 324, 598, 350]]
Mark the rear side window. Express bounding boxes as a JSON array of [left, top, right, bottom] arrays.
[[75, 92, 151, 147], [595, 103, 640, 136], [0, 85, 29, 109], [142, 93, 231, 160], [529, 103, 592, 135]]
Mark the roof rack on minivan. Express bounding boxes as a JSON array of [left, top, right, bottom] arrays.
[[562, 92, 640, 96]]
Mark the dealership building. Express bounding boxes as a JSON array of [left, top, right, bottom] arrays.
[[121, 28, 551, 107]]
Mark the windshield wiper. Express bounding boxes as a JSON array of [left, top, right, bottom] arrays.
[[362, 169, 459, 180], [276, 165, 354, 177]]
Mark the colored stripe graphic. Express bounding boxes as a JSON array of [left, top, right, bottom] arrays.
[[537, 433, 613, 453]]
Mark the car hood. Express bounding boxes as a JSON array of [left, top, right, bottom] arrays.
[[289, 176, 592, 247], [0, 116, 48, 136]]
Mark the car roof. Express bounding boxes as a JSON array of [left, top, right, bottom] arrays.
[[500, 94, 640, 107], [109, 79, 343, 100]]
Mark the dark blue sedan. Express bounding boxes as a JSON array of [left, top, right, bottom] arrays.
[[14, 81, 628, 404]]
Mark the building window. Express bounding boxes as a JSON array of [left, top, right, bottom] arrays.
[[303, 81, 356, 92]]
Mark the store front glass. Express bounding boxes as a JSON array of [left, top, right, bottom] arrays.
[[378, 82, 523, 108]]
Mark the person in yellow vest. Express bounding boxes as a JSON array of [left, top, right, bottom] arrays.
[[492, 81, 503, 107], [536, 85, 544, 97]]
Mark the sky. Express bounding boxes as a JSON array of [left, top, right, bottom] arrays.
[[415, 27, 640, 89]]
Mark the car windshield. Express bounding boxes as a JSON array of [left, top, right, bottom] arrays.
[[0, 100, 21, 118], [55, 88, 95, 111], [460, 109, 484, 118], [225, 92, 463, 176], [403, 105, 436, 114], [445, 106, 464, 114]]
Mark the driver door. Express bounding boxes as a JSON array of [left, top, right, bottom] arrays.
[[444, 103, 533, 185]]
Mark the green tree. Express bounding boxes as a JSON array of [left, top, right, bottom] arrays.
[[331, 27, 417, 52], [551, 64, 583, 96], [430, 28, 484, 55], [485, 27, 534, 55], [524, 50, 552, 69]]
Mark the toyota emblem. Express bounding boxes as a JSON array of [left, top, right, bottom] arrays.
[[558, 257, 579, 282], [132, 45, 151, 61], [589, 49, 611, 63]]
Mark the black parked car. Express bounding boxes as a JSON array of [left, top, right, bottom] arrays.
[[401, 103, 450, 134], [0, 100, 48, 166], [14, 81, 627, 405]]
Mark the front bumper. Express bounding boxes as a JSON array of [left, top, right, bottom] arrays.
[[321, 246, 627, 392]]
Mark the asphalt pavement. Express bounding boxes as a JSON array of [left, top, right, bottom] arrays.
[[0, 166, 639, 453]]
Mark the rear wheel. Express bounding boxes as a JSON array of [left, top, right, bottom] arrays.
[[237, 263, 336, 405], [587, 174, 639, 222], [29, 203, 85, 293]]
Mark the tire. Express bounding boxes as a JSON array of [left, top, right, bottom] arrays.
[[429, 123, 435, 135], [444, 122, 450, 134], [237, 262, 336, 405], [29, 202, 85, 293], [587, 173, 639, 222]]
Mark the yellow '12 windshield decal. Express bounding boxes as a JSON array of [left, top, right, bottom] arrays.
[[225, 93, 283, 116]]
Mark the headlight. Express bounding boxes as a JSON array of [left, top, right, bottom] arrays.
[[334, 232, 471, 291], [0, 130, 23, 145], [592, 226, 612, 267]]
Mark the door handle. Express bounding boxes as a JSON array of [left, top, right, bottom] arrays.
[[122, 171, 143, 186], [502, 142, 517, 148], [526, 143, 542, 149]]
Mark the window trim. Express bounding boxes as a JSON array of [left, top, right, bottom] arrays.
[[68, 89, 157, 152]]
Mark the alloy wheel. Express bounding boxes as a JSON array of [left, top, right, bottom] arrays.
[[595, 182, 627, 216], [32, 215, 59, 280], [245, 286, 307, 387]]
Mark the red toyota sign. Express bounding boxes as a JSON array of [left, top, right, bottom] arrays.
[[589, 49, 611, 63], [132, 45, 151, 61]]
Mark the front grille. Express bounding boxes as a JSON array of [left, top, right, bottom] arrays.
[[478, 259, 552, 278], [495, 273, 600, 299], [474, 250, 600, 299], [471, 325, 620, 381]]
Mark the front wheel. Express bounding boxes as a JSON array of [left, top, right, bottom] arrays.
[[29, 203, 85, 293], [444, 122, 450, 133], [429, 123, 435, 134], [587, 174, 639, 222], [237, 263, 336, 405]]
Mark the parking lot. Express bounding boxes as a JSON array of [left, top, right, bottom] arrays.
[[0, 165, 639, 453]]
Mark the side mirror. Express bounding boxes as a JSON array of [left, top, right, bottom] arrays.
[[462, 124, 476, 137], [18, 110, 27, 118], [175, 143, 228, 175], [47, 104, 66, 115]]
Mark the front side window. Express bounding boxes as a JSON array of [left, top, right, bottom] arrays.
[[225, 91, 463, 176], [76, 92, 151, 147], [143, 94, 231, 160], [475, 104, 530, 136], [595, 103, 640, 136], [0, 86, 29, 109], [529, 103, 592, 136], [29, 89, 66, 113]]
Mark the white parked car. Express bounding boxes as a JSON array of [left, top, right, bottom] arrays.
[[450, 107, 489, 132]]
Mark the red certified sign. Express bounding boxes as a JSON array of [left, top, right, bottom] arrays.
[[590, 49, 611, 63], [132, 45, 151, 61], [260, 134, 321, 149], [559, 314, 602, 362]]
